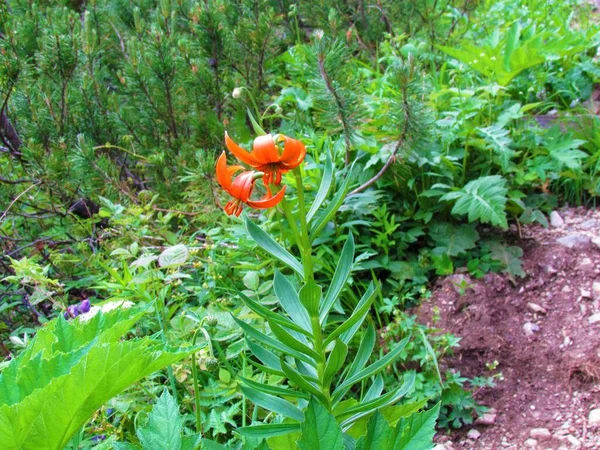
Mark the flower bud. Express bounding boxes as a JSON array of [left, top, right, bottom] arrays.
[[67, 305, 79, 318], [205, 357, 219, 371], [205, 315, 218, 327], [78, 299, 91, 314], [232, 87, 243, 99], [274, 105, 283, 115]]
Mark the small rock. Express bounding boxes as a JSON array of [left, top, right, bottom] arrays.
[[527, 302, 547, 314], [562, 285, 572, 293], [588, 408, 600, 426], [476, 412, 497, 425], [581, 289, 592, 299], [588, 313, 600, 324], [578, 258, 594, 268], [593, 282, 600, 301], [551, 211, 565, 227], [447, 274, 472, 294], [592, 236, 600, 249], [530, 428, 551, 440], [557, 234, 592, 249], [523, 322, 540, 336], [580, 219, 597, 229], [466, 429, 481, 440], [524, 438, 538, 448], [566, 435, 581, 448]]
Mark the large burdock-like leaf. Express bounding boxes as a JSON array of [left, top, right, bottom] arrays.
[[0, 306, 197, 450]]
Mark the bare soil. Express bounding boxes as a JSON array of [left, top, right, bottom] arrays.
[[418, 208, 600, 450]]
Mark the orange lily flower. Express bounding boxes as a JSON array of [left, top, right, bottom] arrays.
[[216, 152, 286, 216], [225, 132, 306, 185]]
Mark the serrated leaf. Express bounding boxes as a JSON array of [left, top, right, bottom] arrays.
[[393, 403, 440, 450], [297, 400, 344, 450], [441, 175, 508, 229], [430, 223, 479, 257], [137, 389, 184, 450], [158, 245, 189, 268], [489, 243, 525, 280]]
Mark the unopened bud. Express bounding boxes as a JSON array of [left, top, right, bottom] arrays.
[[205, 357, 219, 371], [232, 87, 243, 99], [205, 315, 218, 327], [274, 105, 283, 115]]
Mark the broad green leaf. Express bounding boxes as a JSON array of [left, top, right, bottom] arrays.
[[355, 412, 393, 450], [307, 154, 334, 223], [297, 400, 344, 450], [489, 243, 525, 280], [200, 439, 230, 450], [441, 175, 508, 229], [274, 271, 312, 332], [320, 233, 355, 323], [245, 216, 304, 276], [393, 403, 440, 449], [137, 389, 184, 450], [241, 385, 305, 421], [0, 339, 196, 450], [158, 244, 189, 268], [430, 223, 479, 257]]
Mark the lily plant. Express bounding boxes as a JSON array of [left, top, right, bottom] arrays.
[[216, 128, 438, 448]]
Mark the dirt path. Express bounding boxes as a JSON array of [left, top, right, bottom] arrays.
[[419, 208, 600, 450]]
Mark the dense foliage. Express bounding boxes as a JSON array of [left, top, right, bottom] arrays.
[[1, 0, 599, 448]]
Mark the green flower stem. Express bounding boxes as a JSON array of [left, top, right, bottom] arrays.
[[190, 325, 213, 435], [293, 168, 331, 409], [281, 196, 303, 253], [293, 168, 314, 282]]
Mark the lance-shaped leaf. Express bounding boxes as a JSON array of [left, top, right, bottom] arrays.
[[310, 162, 357, 239], [232, 317, 314, 365], [307, 154, 334, 223], [299, 280, 322, 318], [241, 385, 305, 422], [246, 339, 284, 375], [237, 287, 311, 338], [240, 377, 309, 400], [245, 216, 304, 276], [323, 339, 348, 388], [237, 423, 301, 439], [338, 372, 416, 429], [319, 233, 355, 323], [280, 359, 329, 406], [267, 319, 321, 363], [332, 337, 410, 403], [274, 271, 312, 332], [324, 282, 376, 347]]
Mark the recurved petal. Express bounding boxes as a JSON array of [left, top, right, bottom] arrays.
[[225, 132, 257, 166], [247, 185, 287, 210], [229, 171, 256, 202], [216, 152, 233, 192], [279, 136, 306, 169], [252, 134, 280, 164]]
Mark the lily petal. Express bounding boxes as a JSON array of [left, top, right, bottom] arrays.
[[279, 136, 306, 169], [247, 185, 287, 209], [252, 134, 280, 164], [225, 132, 257, 166], [229, 171, 256, 202], [216, 152, 233, 191]]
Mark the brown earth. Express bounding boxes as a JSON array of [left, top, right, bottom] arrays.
[[418, 207, 600, 450]]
